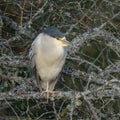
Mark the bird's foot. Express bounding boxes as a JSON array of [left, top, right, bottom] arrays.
[[40, 90, 55, 95], [40, 90, 56, 102]]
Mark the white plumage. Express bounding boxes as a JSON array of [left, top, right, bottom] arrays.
[[29, 27, 70, 93]]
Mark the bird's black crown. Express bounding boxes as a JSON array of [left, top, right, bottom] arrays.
[[41, 26, 65, 38]]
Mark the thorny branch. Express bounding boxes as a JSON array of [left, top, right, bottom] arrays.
[[0, 0, 120, 119]]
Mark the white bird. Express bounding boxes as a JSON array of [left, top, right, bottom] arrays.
[[29, 26, 70, 94]]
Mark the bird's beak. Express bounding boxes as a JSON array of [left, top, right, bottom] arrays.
[[58, 37, 71, 46]]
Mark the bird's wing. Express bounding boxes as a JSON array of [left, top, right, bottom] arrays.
[[29, 42, 36, 68], [34, 66, 42, 91], [29, 41, 42, 91]]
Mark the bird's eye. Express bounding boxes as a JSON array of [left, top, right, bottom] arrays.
[[56, 37, 60, 40]]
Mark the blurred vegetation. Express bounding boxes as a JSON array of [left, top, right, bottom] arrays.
[[0, 0, 120, 119]]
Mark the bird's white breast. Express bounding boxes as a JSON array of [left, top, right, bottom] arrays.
[[33, 33, 66, 82]]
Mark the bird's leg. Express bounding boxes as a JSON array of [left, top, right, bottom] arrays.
[[46, 81, 49, 102], [41, 81, 56, 102], [46, 81, 56, 102]]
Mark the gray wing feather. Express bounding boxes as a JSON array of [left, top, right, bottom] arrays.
[[29, 42, 42, 91], [29, 43, 35, 68]]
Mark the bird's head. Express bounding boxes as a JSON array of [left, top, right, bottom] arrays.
[[41, 26, 71, 47]]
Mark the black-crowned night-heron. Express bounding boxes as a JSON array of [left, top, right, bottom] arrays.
[[29, 26, 70, 94]]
